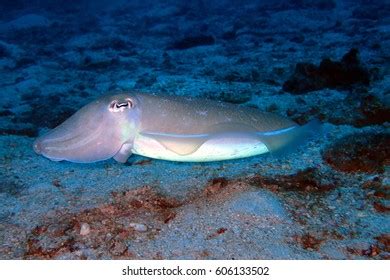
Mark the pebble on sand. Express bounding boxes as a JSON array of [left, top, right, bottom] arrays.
[[129, 223, 148, 232], [80, 223, 91, 236]]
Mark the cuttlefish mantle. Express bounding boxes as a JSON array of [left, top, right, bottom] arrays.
[[33, 93, 321, 163]]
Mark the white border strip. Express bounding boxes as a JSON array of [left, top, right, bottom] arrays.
[[0, 260, 387, 280]]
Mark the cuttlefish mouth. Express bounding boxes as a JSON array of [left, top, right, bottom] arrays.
[[33, 94, 139, 163]]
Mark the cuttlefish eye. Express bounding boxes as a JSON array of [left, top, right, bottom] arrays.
[[109, 98, 134, 112]]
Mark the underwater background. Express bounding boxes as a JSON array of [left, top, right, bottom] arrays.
[[0, 0, 389, 259]]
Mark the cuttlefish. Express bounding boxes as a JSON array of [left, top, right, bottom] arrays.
[[33, 93, 320, 163]]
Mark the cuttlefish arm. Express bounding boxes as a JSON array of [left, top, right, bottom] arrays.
[[113, 142, 133, 163]]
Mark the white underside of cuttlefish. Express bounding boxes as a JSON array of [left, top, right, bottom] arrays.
[[33, 93, 320, 163]]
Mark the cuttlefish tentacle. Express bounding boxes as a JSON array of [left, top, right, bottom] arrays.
[[33, 93, 321, 163]]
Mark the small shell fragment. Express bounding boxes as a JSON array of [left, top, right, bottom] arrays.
[[79, 223, 91, 236], [129, 223, 147, 232]]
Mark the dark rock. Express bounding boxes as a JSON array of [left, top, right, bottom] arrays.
[[371, 43, 381, 50], [222, 30, 236, 40], [0, 109, 14, 117], [291, 0, 336, 10], [161, 52, 174, 69], [30, 106, 74, 128], [315, 0, 336, 10], [352, 6, 388, 21], [18, 93, 76, 129], [0, 127, 38, 137], [81, 56, 119, 70], [256, 0, 335, 12], [289, 35, 305, 43], [110, 37, 128, 51], [283, 48, 370, 94], [322, 133, 390, 174], [0, 179, 26, 196], [15, 57, 36, 69], [251, 69, 260, 81], [21, 92, 39, 101], [0, 0, 25, 11], [90, 37, 131, 52], [35, 47, 56, 57], [0, 44, 10, 58], [223, 71, 246, 82], [221, 69, 260, 83], [200, 67, 215, 77], [266, 103, 278, 112], [168, 35, 215, 50]]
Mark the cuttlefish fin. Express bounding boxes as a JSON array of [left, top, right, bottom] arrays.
[[140, 121, 320, 157], [139, 131, 209, 155], [140, 123, 261, 156], [256, 119, 321, 154], [113, 143, 133, 163]]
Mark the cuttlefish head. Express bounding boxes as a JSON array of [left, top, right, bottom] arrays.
[[33, 93, 141, 163]]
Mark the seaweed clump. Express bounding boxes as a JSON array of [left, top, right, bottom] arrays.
[[355, 94, 390, 127], [283, 48, 370, 94], [323, 133, 390, 174], [249, 168, 336, 193], [297, 233, 324, 251], [347, 234, 390, 259]]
